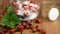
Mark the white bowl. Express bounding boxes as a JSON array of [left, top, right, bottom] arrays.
[[19, 12, 38, 21]]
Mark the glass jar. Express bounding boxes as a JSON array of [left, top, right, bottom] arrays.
[[41, 0, 59, 21]]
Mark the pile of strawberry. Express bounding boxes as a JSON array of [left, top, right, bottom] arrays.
[[0, 18, 46, 34]]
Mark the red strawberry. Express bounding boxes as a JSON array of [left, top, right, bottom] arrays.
[[36, 18, 41, 23], [22, 4, 26, 7], [34, 2, 38, 4], [25, 25, 29, 29], [31, 20, 35, 23], [27, 20, 32, 24], [40, 30, 46, 34], [23, 12, 28, 16], [37, 26, 41, 31], [3, 29, 7, 33], [17, 25, 24, 32], [28, 5, 31, 10], [0, 31, 4, 34], [22, 22, 27, 26], [5, 26, 11, 30], [9, 29, 15, 34], [12, 2, 17, 7], [30, 1, 33, 3]]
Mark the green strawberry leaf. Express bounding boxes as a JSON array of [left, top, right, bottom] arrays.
[[1, 6, 20, 28]]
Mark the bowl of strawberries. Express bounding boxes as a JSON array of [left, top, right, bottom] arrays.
[[12, 0, 40, 21]]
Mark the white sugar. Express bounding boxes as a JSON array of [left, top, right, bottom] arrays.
[[17, 10, 23, 15]]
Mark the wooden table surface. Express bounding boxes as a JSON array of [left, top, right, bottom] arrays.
[[12, 14, 60, 34]]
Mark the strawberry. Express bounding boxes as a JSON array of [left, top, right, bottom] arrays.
[[23, 12, 28, 16], [36, 18, 41, 23], [3, 29, 7, 33], [34, 2, 38, 4], [31, 20, 35, 23], [0, 31, 4, 34], [26, 20, 32, 24], [5, 26, 11, 30], [22, 4, 26, 7], [28, 5, 31, 10], [12, 2, 17, 7], [30, 1, 33, 3], [25, 25, 29, 29], [22, 22, 27, 26], [17, 25, 24, 32], [9, 29, 15, 34], [37, 26, 41, 31], [40, 30, 46, 34]]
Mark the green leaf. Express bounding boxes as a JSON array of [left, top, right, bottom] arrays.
[[1, 5, 20, 28], [7, 6, 14, 14]]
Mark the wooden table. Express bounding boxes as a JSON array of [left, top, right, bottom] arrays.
[[0, 0, 60, 34]]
